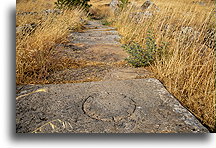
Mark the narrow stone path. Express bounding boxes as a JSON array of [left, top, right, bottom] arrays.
[[16, 20, 209, 133], [46, 20, 151, 83]]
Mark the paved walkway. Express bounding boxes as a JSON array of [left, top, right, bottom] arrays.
[[16, 21, 209, 133]]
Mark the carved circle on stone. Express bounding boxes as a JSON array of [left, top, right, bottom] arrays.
[[83, 92, 136, 122]]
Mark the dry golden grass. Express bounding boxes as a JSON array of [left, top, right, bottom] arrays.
[[17, 0, 56, 12], [102, 0, 215, 131], [89, 0, 114, 19], [16, 0, 87, 84], [16, 0, 56, 26], [89, 0, 111, 6]]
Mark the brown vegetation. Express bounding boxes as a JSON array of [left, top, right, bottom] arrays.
[[16, 0, 87, 84]]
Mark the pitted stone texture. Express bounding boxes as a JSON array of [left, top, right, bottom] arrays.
[[16, 78, 209, 133]]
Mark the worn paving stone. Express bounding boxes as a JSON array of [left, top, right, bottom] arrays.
[[103, 67, 152, 81], [70, 21, 121, 45], [16, 78, 209, 133]]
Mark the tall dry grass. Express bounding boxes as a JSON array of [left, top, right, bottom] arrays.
[[88, 0, 114, 19], [16, 0, 87, 84], [107, 0, 215, 131]]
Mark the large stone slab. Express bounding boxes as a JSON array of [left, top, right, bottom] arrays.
[[16, 78, 209, 133]]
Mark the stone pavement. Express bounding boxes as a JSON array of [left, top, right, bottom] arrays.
[[16, 78, 209, 133]]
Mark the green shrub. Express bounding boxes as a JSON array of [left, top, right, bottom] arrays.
[[122, 30, 169, 67], [55, 0, 91, 10]]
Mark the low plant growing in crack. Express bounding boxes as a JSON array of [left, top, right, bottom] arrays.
[[122, 30, 169, 67]]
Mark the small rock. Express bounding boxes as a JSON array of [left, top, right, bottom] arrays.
[[129, 11, 153, 23], [141, 0, 152, 10], [141, 0, 159, 12], [181, 26, 194, 34], [128, 0, 159, 23], [16, 23, 37, 36], [192, 1, 206, 6], [175, 26, 201, 42], [17, 11, 38, 16], [42, 9, 62, 15], [204, 28, 215, 49], [110, 0, 121, 11]]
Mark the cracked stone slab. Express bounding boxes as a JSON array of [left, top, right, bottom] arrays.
[[16, 78, 209, 133]]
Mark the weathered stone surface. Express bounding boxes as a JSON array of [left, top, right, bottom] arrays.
[[177, 26, 201, 42], [16, 11, 38, 16], [70, 21, 121, 45], [141, 0, 152, 10], [141, 0, 159, 11], [16, 9, 62, 16], [16, 78, 209, 133], [204, 28, 215, 49], [192, 1, 206, 6], [103, 67, 152, 81], [129, 0, 160, 23], [110, 0, 120, 11], [174, 26, 215, 49], [129, 11, 153, 23], [42, 9, 62, 15], [16, 23, 37, 36]]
